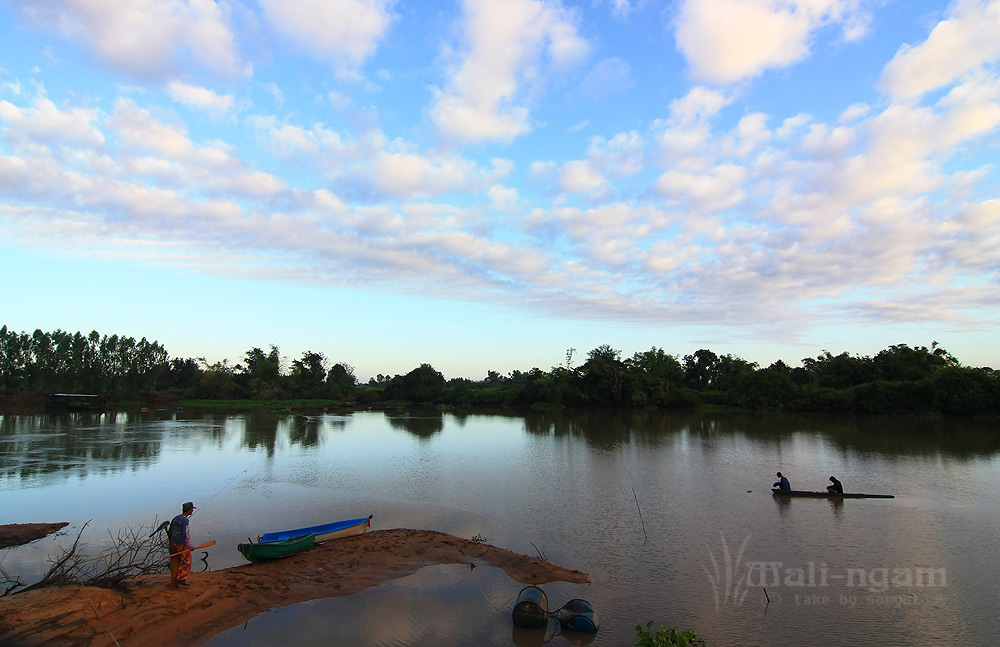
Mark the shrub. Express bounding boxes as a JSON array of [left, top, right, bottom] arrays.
[[635, 621, 706, 646]]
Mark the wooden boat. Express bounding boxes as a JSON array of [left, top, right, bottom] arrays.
[[258, 515, 372, 544], [772, 488, 894, 499], [238, 533, 315, 563]]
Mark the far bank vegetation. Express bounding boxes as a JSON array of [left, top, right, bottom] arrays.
[[1, 325, 998, 416]]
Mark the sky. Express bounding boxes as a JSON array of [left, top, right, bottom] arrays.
[[1, 0, 998, 381]]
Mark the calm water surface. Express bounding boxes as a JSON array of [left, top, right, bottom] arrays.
[[2, 409, 998, 647]]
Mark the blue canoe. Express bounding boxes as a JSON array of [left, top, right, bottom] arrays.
[[258, 515, 372, 544]]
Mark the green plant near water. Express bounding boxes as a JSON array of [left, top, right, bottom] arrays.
[[470, 533, 486, 544], [635, 621, 706, 647]]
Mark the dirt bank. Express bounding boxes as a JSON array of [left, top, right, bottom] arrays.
[[0, 528, 590, 647]]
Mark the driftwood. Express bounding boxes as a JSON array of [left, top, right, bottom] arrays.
[[1, 519, 171, 596]]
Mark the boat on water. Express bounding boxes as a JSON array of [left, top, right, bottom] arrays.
[[258, 515, 372, 544], [238, 533, 315, 563], [771, 488, 894, 499]]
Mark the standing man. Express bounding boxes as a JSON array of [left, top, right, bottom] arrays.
[[168, 501, 196, 587], [773, 472, 791, 491]]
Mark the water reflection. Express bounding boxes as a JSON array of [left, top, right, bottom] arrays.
[[206, 564, 596, 647], [387, 411, 445, 439], [518, 409, 1000, 458], [0, 412, 163, 480], [3, 408, 999, 647]]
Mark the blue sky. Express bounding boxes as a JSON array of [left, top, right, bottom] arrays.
[[1, 0, 998, 381]]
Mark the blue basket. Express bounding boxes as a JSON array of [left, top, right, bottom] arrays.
[[555, 598, 599, 633]]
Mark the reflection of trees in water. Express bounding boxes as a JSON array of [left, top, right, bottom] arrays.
[[0, 412, 163, 480], [387, 411, 444, 439], [711, 411, 1000, 458], [241, 411, 279, 455], [518, 409, 998, 459], [521, 408, 689, 451], [240, 412, 346, 453], [0, 411, 354, 480]]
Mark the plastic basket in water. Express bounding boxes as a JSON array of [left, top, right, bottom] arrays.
[[511, 585, 549, 628], [554, 598, 599, 633]]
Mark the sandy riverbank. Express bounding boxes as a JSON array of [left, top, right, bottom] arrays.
[[0, 528, 590, 647]]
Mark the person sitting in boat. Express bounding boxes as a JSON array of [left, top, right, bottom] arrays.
[[773, 472, 791, 491], [827, 476, 844, 494]]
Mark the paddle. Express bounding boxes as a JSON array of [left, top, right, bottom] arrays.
[[168, 540, 216, 557]]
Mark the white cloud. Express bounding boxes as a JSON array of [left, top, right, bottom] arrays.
[[488, 184, 520, 203], [656, 87, 731, 167], [674, 0, 867, 84], [0, 96, 104, 147], [654, 164, 749, 211], [934, 73, 1000, 148], [167, 81, 234, 113], [259, 0, 395, 71], [730, 113, 772, 156], [880, 0, 1000, 100], [430, 0, 589, 143], [367, 149, 509, 198], [110, 99, 194, 157], [13, 0, 243, 80], [669, 86, 730, 124], [586, 131, 645, 179], [559, 160, 607, 194]]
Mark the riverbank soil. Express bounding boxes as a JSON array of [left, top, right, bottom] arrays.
[[0, 523, 69, 549], [0, 528, 591, 647]]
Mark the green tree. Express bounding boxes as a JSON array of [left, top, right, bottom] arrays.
[[0, 326, 31, 393], [326, 362, 357, 399], [801, 351, 878, 389], [164, 357, 202, 393], [385, 363, 446, 403], [873, 343, 957, 381], [289, 351, 328, 398], [712, 354, 758, 392], [626, 347, 684, 407], [930, 366, 999, 416], [683, 349, 719, 390], [580, 344, 626, 405], [198, 358, 238, 399], [241, 345, 283, 398], [732, 365, 797, 409]]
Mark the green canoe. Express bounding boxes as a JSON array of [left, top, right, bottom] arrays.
[[238, 533, 315, 564]]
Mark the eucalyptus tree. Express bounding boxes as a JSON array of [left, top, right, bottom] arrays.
[[0, 326, 31, 393]]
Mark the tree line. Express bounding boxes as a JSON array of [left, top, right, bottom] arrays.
[[2, 325, 998, 416]]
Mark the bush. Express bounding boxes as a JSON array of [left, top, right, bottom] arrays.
[[635, 621, 706, 646]]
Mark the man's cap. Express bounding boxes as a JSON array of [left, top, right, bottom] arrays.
[[182, 501, 196, 512]]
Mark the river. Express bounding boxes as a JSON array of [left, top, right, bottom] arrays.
[[2, 408, 998, 646]]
